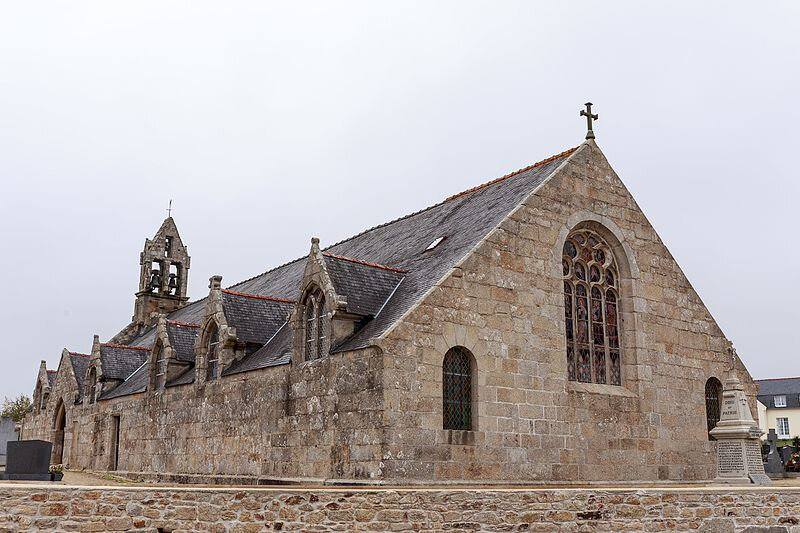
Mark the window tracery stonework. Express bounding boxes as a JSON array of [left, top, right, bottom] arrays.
[[563, 228, 622, 386], [303, 288, 328, 361]]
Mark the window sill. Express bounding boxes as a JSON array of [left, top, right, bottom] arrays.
[[567, 381, 637, 398]]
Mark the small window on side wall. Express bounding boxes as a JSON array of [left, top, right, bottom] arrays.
[[443, 346, 474, 431], [205, 322, 220, 381]]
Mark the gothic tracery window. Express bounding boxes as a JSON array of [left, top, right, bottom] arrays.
[[443, 346, 474, 430], [303, 288, 328, 361], [563, 228, 622, 386], [206, 322, 220, 381]]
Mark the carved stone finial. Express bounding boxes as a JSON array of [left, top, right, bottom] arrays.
[[209, 275, 223, 290], [311, 237, 320, 246]]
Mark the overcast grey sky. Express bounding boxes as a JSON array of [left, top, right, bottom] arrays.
[[1, 2, 798, 399]]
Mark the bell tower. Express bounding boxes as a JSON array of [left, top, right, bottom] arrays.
[[132, 217, 191, 327]]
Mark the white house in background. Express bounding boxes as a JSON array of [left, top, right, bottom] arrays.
[[756, 377, 800, 441]]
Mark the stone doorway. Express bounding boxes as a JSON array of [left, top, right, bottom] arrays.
[[52, 400, 66, 465]]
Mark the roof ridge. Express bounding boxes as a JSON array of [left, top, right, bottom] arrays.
[[101, 342, 151, 351], [755, 377, 800, 382], [445, 146, 579, 202], [221, 289, 295, 303], [322, 252, 409, 273], [167, 320, 200, 328], [68, 351, 90, 357], [46, 369, 56, 373]]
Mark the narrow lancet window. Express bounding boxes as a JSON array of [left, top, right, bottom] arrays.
[[303, 288, 328, 361], [443, 346, 474, 430], [563, 229, 622, 386], [206, 323, 219, 381]]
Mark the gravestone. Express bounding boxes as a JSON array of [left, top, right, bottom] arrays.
[[709, 349, 771, 485], [0, 416, 16, 468], [764, 429, 784, 478], [2, 440, 52, 481]]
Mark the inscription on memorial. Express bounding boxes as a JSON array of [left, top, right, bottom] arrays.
[[717, 440, 745, 476], [721, 398, 737, 418]]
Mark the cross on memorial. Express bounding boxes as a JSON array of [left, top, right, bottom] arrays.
[[580, 102, 598, 140]]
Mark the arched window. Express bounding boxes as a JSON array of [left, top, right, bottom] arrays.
[[87, 367, 98, 404], [443, 346, 474, 430], [154, 343, 167, 391], [563, 228, 622, 385], [205, 322, 220, 381], [303, 288, 328, 361], [705, 377, 723, 440]]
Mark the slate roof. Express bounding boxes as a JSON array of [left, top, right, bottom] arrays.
[[99, 344, 150, 381], [46, 370, 56, 386], [69, 353, 91, 398], [167, 366, 195, 387], [99, 145, 578, 396], [100, 362, 148, 400], [756, 378, 800, 409], [221, 290, 293, 345], [323, 253, 406, 317], [166, 321, 199, 363], [224, 322, 292, 376]]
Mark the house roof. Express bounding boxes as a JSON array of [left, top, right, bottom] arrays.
[[221, 290, 293, 345], [69, 353, 91, 400], [224, 322, 292, 376], [46, 370, 56, 386], [100, 363, 148, 400], [323, 253, 406, 318], [166, 321, 199, 363], [99, 145, 578, 397], [756, 377, 800, 408], [99, 343, 150, 381]]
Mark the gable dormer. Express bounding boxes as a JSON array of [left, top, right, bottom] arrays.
[[84, 335, 150, 404], [290, 238, 406, 364], [132, 216, 191, 329], [32, 361, 52, 414], [148, 316, 198, 392]]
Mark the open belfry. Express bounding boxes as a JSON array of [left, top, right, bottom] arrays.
[[21, 108, 758, 484]]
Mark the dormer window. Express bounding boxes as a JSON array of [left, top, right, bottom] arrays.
[[303, 288, 327, 361], [206, 322, 220, 381], [774, 395, 787, 408]]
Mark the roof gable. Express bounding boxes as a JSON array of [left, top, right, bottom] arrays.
[[107, 145, 579, 381]]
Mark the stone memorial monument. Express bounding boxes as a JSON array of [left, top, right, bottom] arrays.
[[709, 348, 771, 485]]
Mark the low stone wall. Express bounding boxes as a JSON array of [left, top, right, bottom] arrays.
[[1, 485, 799, 532]]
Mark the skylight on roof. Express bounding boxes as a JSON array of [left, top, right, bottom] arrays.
[[425, 237, 446, 251]]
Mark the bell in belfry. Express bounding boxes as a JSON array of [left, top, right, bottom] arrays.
[[149, 269, 161, 292], [168, 273, 178, 294]]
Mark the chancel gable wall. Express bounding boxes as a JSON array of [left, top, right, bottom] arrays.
[[377, 141, 755, 482]]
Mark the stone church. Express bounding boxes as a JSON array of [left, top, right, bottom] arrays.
[[21, 136, 756, 484]]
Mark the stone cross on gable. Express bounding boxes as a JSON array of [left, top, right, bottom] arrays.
[[580, 102, 598, 140]]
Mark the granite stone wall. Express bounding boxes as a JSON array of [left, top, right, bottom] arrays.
[[377, 142, 756, 482], [0, 486, 798, 532], [22, 346, 385, 481]]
